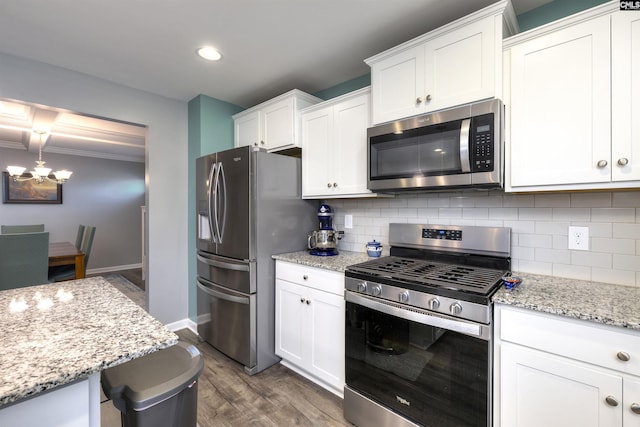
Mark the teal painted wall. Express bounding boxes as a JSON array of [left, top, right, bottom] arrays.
[[518, 0, 609, 31], [187, 95, 242, 320], [313, 74, 371, 100]]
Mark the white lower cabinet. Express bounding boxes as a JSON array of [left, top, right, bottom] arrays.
[[275, 261, 344, 397], [494, 305, 640, 427]]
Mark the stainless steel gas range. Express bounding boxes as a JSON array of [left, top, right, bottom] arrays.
[[344, 223, 511, 427]]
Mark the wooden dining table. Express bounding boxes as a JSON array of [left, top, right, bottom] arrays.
[[48, 242, 85, 279]]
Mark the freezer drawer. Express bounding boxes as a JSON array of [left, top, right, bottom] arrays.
[[196, 276, 256, 369], [197, 250, 255, 294]]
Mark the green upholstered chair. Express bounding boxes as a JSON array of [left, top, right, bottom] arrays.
[[0, 232, 50, 290], [1, 224, 45, 234], [49, 226, 96, 282], [75, 224, 86, 249]]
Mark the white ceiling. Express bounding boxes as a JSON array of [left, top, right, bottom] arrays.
[[0, 0, 552, 162]]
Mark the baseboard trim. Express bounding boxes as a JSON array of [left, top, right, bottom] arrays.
[[88, 263, 142, 275], [165, 318, 198, 334]]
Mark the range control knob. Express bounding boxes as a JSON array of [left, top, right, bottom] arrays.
[[371, 285, 382, 296], [449, 302, 463, 315], [356, 281, 367, 293], [398, 291, 410, 303], [428, 298, 440, 310]]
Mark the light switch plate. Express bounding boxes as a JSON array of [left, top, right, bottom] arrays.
[[344, 214, 353, 229], [568, 226, 589, 251]]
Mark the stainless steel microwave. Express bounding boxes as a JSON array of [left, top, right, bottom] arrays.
[[367, 98, 503, 192]]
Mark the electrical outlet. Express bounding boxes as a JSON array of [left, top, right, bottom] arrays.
[[344, 214, 353, 229], [568, 226, 589, 251]]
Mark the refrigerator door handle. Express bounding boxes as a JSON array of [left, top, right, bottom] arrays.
[[197, 253, 250, 272], [212, 161, 223, 243], [217, 161, 227, 243], [206, 161, 217, 243], [197, 277, 250, 305]]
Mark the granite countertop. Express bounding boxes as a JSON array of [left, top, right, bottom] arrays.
[[273, 250, 371, 273], [493, 272, 640, 330], [0, 277, 178, 406]]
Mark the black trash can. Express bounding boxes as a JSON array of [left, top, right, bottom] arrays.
[[101, 341, 204, 427]]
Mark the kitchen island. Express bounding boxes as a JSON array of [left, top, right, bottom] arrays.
[[0, 276, 178, 426]]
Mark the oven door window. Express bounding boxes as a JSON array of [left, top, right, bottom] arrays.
[[345, 301, 489, 427], [369, 120, 463, 180]]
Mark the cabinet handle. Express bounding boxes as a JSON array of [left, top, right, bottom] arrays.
[[605, 396, 619, 407], [618, 157, 629, 166], [617, 351, 631, 362], [302, 275, 308, 280], [426, 94, 432, 101], [416, 97, 422, 104], [631, 403, 640, 415], [597, 160, 608, 168]]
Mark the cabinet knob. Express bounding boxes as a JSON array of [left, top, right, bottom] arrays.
[[416, 97, 422, 104], [631, 403, 640, 415], [300, 297, 305, 303], [605, 396, 619, 407], [306, 300, 311, 305], [302, 275, 308, 280], [333, 182, 338, 188], [618, 157, 629, 166], [617, 351, 631, 362], [426, 94, 432, 101], [260, 140, 265, 145], [597, 160, 608, 168], [327, 183, 332, 188]]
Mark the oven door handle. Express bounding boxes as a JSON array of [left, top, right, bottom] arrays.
[[345, 290, 490, 340]]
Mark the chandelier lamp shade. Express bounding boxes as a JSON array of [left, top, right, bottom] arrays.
[[6, 131, 72, 184]]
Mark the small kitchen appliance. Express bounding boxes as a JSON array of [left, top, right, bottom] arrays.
[[307, 203, 343, 256], [344, 223, 511, 427]]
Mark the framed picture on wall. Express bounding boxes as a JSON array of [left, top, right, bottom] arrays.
[[2, 172, 63, 204]]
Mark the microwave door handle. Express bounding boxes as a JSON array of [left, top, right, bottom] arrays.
[[207, 162, 217, 243], [459, 118, 471, 173]]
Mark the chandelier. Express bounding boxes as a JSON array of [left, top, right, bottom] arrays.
[[6, 131, 72, 184]]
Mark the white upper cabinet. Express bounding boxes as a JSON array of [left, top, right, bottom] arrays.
[[302, 87, 384, 199], [233, 89, 321, 152], [366, 0, 517, 125], [505, 3, 640, 191]]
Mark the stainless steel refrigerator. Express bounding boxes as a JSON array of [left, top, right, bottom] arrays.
[[196, 146, 316, 375]]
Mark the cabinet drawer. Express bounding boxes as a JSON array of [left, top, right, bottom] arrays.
[[275, 261, 343, 296], [497, 305, 640, 375]]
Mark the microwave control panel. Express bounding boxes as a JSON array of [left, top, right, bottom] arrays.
[[470, 113, 494, 172]]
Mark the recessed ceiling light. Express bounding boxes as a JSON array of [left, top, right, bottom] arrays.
[[197, 46, 222, 61]]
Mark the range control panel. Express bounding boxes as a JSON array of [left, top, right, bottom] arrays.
[[422, 228, 462, 241]]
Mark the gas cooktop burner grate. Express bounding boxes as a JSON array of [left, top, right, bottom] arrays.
[[347, 256, 506, 294]]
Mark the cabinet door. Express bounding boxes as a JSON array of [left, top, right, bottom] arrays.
[[612, 11, 640, 182], [308, 288, 345, 392], [424, 16, 495, 112], [234, 110, 261, 148], [262, 98, 295, 151], [625, 376, 640, 426], [501, 343, 622, 427], [275, 279, 306, 364], [301, 105, 333, 197], [509, 16, 611, 187], [332, 94, 372, 196], [370, 44, 425, 124]]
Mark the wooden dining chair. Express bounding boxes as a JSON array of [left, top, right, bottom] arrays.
[[0, 232, 50, 290], [1, 224, 45, 234], [49, 226, 96, 282], [75, 224, 86, 249]]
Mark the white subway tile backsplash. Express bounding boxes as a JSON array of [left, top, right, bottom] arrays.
[[331, 190, 640, 287]]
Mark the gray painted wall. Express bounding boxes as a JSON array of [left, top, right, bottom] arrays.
[[0, 147, 144, 270], [0, 52, 189, 326]]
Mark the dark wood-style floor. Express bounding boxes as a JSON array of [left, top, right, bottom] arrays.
[[100, 269, 351, 427]]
